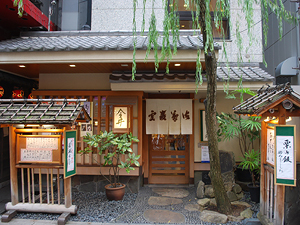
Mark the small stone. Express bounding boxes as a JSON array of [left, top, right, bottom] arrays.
[[240, 208, 253, 218], [231, 201, 251, 208], [197, 198, 210, 207], [232, 183, 242, 194], [199, 210, 228, 224], [184, 204, 200, 211], [204, 185, 215, 198], [210, 198, 217, 206], [227, 191, 238, 202], [196, 181, 205, 198], [228, 215, 244, 222], [152, 188, 189, 198], [148, 196, 183, 206], [236, 192, 244, 200]]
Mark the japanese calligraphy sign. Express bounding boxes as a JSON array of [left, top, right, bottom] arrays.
[[146, 99, 193, 135], [64, 130, 77, 178], [275, 125, 296, 186], [17, 135, 62, 164], [113, 106, 129, 133], [266, 128, 275, 165]]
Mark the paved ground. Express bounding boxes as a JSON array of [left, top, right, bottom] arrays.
[[0, 184, 261, 224]]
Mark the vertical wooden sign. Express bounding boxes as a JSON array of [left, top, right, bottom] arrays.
[[64, 130, 77, 178], [275, 125, 296, 186]]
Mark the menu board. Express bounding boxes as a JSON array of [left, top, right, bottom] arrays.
[[275, 125, 296, 186], [17, 135, 62, 164], [266, 128, 275, 165]]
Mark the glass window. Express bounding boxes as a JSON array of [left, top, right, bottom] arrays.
[[170, 0, 229, 39]]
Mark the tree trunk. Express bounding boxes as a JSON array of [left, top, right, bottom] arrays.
[[199, 0, 232, 215]]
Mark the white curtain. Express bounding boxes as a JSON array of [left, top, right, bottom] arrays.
[[180, 99, 193, 134], [146, 99, 158, 134], [146, 99, 193, 135], [157, 99, 169, 134]]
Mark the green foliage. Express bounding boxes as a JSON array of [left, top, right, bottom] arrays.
[[217, 112, 261, 156], [13, 0, 23, 17], [239, 149, 260, 186], [81, 131, 140, 188]]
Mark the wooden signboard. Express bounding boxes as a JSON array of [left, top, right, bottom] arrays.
[[275, 125, 296, 186], [64, 130, 77, 178], [16, 135, 62, 164]]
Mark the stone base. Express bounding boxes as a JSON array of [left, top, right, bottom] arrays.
[[235, 180, 251, 192]]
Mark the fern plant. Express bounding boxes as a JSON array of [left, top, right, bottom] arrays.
[[239, 149, 260, 187]]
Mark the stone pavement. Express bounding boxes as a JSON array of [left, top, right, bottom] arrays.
[[0, 185, 261, 224]]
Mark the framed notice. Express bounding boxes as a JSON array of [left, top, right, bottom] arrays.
[[275, 125, 296, 186], [64, 130, 77, 178], [16, 135, 62, 164], [201, 146, 210, 162], [266, 127, 275, 165], [200, 110, 208, 142], [113, 105, 130, 133]]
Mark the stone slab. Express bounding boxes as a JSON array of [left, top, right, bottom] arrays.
[[1, 210, 17, 222], [152, 188, 189, 198], [197, 198, 210, 207], [241, 208, 253, 219], [199, 210, 228, 224], [184, 204, 200, 211], [231, 201, 251, 208], [148, 196, 182, 206], [144, 209, 185, 223]]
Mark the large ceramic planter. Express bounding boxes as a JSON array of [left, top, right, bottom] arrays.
[[247, 183, 260, 203], [105, 183, 126, 201]]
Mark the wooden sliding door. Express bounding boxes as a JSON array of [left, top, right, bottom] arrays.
[[149, 134, 189, 184]]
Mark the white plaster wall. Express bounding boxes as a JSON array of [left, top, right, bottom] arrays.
[[39, 73, 110, 90], [91, 0, 263, 64], [91, 0, 164, 31], [217, 1, 262, 63], [194, 91, 260, 163]]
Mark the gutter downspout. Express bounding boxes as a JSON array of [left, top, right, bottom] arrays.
[[295, 2, 300, 84]]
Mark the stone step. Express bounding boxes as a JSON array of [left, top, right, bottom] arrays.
[[243, 218, 262, 225]]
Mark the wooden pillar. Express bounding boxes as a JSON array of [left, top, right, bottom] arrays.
[[189, 94, 195, 183], [138, 94, 143, 165], [260, 120, 267, 215], [9, 126, 18, 205], [274, 105, 286, 225], [64, 177, 72, 208]]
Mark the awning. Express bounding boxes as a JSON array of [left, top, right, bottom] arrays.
[[0, 99, 91, 124], [275, 57, 297, 77], [233, 83, 300, 115]]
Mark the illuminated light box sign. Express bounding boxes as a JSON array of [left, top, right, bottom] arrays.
[[275, 125, 296, 186], [113, 106, 130, 133]]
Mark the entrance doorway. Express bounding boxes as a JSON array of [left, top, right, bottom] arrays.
[[149, 134, 189, 184]]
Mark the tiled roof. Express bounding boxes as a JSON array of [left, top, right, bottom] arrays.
[[110, 67, 274, 82], [233, 83, 300, 115], [0, 31, 220, 52], [0, 99, 91, 124]]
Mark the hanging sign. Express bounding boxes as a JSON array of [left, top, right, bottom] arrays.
[[64, 130, 77, 178], [275, 125, 296, 186], [113, 106, 130, 133], [266, 128, 275, 165], [201, 146, 210, 163]]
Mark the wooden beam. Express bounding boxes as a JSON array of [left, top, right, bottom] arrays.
[[190, 94, 195, 181], [260, 121, 267, 215], [9, 126, 18, 205], [33, 90, 144, 97], [5, 202, 77, 214], [1, 210, 17, 222], [58, 213, 71, 225]]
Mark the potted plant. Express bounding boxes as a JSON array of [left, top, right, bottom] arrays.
[[239, 149, 261, 203], [216, 112, 261, 182], [81, 131, 140, 201]]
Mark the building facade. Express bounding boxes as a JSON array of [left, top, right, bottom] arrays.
[[0, 0, 273, 189]]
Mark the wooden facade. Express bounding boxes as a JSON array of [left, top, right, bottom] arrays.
[[32, 90, 196, 184], [233, 83, 300, 225]]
